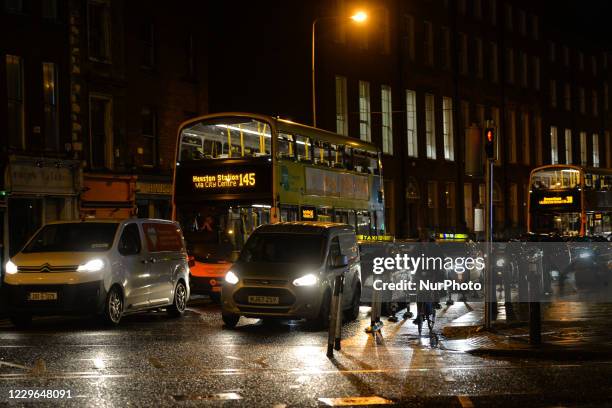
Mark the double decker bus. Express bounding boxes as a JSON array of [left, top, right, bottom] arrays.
[[528, 164, 612, 237], [172, 113, 385, 298]]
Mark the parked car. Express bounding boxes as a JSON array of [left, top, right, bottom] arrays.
[[3, 219, 190, 327], [220, 222, 361, 328]]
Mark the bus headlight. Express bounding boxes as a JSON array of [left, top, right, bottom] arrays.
[[293, 273, 318, 287], [77, 259, 105, 272], [225, 270, 239, 285], [5, 260, 18, 274]]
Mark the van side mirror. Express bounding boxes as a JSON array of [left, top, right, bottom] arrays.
[[333, 255, 349, 268]]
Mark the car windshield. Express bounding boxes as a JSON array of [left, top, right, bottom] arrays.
[[23, 223, 119, 253], [239, 233, 324, 264]]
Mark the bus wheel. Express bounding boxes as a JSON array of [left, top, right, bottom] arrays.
[[222, 313, 240, 328]]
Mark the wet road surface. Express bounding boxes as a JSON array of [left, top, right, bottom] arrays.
[[1, 300, 612, 407]]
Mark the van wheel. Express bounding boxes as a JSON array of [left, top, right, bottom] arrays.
[[222, 313, 240, 328], [102, 286, 123, 326], [10, 313, 32, 329], [168, 281, 188, 318], [345, 287, 361, 321], [308, 290, 331, 329]]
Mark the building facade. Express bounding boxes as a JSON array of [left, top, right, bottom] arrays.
[[207, 0, 612, 239]]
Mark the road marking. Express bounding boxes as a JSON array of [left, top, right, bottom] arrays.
[[318, 396, 394, 406], [0, 361, 29, 370], [173, 392, 242, 401], [457, 395, 474, 408]]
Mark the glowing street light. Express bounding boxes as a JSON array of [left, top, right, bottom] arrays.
[[312, 11, 369, 127]]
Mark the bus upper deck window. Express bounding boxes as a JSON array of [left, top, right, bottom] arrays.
[[295, 134, 311, 162], [313, 141, 328, 166], [277, 133, 295, 160], [328, 144, 343, 168], [343, 147, 353, 170]]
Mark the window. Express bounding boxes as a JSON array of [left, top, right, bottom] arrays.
[[592, 90, 598, 116], [530, 14, 539, 40], [43, 62, 59, 151], [474, 0, 482, 19], [42, 0, 58, 20], [550, 80, 557, 108], [564, 129, 572, 164], [335, 76, 348, 135], [549, 42, 556, 62], [518, 10, 526, 36], [140, 20, 155, 68], [406, 90, 418, 157], [6, 54, 24, 149], [118, 224, 141, 256], [550, 126, 559, 165], [424, 21, 434, 67], [88, 0, 111, 62], [441, 27, 451, 70], [464, 183, 474, 230], [580, 131, 587, 166], [535, 115, 543, 165], [141, 107, 156, 166], [522, 112, 530, 165], [508, 110, 517, 163], [510, 183, 518, 227], [358, 81, 371, 142], [506, 48, 514, 84], [593, 134, 600, 167], [381, 85, 393, 155], [427, 181, 439, 227], [490, 42, 498, 82], [490, 0, 497, 25], [505, 3, 512, 31], [459, 33, 468, 74], [143, 222, 183, 252], [425, 93, 436, 159], [520, 52, 528, 87], [403, 15, 415, 60], [533, 56, 540, 90], [564, 83, 571, 111], [445, 182, 456, 227], [579, 87, 586, 114], [442, 97, 454, 161], [381, 8, 391, 54], [89, 95, 113, 169], [475, 37, 483, 78]]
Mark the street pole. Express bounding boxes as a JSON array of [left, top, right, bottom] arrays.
[[311, 19, 317, 128], [484, 158, 492, 329]]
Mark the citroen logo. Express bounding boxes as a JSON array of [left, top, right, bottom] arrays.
[[40, 264, 51, 273]]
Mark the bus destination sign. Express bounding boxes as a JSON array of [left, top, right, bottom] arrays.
[[538, 196, 574, 205], [193, 172, 256, 189]]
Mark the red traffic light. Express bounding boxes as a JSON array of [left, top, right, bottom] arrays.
[[486, 129, 494, 142]]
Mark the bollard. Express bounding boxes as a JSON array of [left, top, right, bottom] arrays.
[[327, 273, 344, 358]]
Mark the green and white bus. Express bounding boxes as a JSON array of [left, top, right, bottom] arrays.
[[172, 112, 385, 295]]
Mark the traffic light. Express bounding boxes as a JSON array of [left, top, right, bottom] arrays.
[[484, 127, 496, 160]]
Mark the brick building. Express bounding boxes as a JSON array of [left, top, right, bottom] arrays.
[[206, 0, 612, 239]]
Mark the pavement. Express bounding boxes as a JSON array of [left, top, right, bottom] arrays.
[[0, 297, 612, 406]]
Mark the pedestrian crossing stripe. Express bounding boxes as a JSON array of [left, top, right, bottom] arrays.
[[318, 396, 394, 406]]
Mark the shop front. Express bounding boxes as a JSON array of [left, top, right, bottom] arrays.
[[80, 173, 136, 219], [3, 155, 82, 258], [135, 176, 172, 220]]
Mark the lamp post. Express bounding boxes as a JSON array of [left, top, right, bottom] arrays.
[[311, 11, 367, 128]]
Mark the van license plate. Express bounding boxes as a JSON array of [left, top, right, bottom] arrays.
[[247, 296, 279, 305], [28, 292, 58, 301]]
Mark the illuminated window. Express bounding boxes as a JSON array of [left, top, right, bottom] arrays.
[[564, 129, 572, 165], [593, 134, 600, 167], [43, 62, 59, 151], [406, 90, 418, 157], [425, 93, 436, 159], [580, 131, 587, 166], [6, 54, 24, 149], [335, 76, 348, 136], [358, 81, 371, 142], [550, 126, 559, 165], [442, 97, 454, 161], [381, 85, 393, 154]]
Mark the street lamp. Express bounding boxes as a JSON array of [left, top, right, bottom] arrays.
[[311, 11, 367, 128]]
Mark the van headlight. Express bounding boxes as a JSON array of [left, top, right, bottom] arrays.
[[77, 259, 105, 272], [225, 270, 239, 285], [5, 260, 18, 274], [293, 273, 318, 287]]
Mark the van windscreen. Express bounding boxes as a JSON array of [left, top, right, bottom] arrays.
[[23, 223, 118, 253], [239, 233, 324, 264]]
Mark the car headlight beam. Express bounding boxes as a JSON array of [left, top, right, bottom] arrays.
[[225, 270, 239, 285], [77, 259, 105, 272], [5, 260, 18, 274], [293, 273, 318, 287]]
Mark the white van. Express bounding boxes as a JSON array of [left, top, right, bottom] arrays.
[[3, 219, 190, 327]]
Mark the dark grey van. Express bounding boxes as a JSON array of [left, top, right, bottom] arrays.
[[220, 222, 361, 328]]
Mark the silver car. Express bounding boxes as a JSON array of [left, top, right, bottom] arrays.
[[221, 222, 362, 328], [3, 219, 190, 327]]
